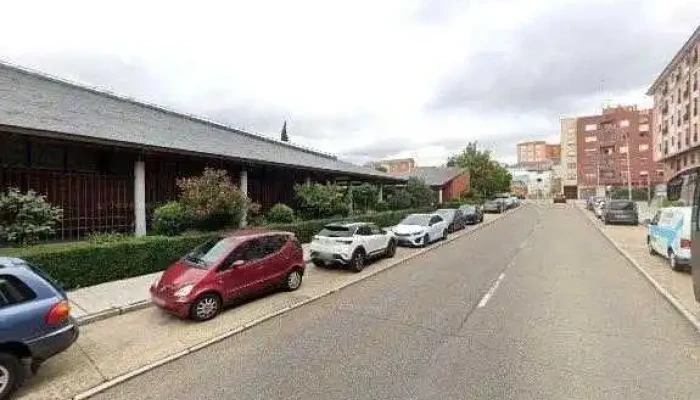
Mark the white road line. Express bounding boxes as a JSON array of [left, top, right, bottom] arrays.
[[477, 272, 506, 308]]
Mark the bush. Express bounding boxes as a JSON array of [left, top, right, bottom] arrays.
[[294, 183, 350, 220], [387, 190, 412, 210], [0, 188, 63, 246], [152, 201, 191, 236], [351, 183, 379, 213], [406, 177, 436, 208], [1, 233, 213, 289], [266, 203, 295, 223], [85, 232, 129, 245], [177, 168, 247, 231], [375, 201, 389, 212]]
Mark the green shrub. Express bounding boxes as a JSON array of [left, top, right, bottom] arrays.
[[178, 168, 247, 231], [406, 177, 436, 208], [0, 188, 63, 246], [1, 234, 213, 289], [294, 183, 350, 219], [387, 190, 412, 210], [374, 201, 389, 212], [152, 201, 191, 236], [266, 203, 295, 223], [85, 232, 129, 244], [351, 183, 379, 213]]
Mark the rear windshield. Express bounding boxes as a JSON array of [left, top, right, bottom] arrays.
[[609, 202, 635, 210], [27, 263, 65, 294], [401, 215, 430, 226], [319, 226, 354, 237], [185, 237, 236, 268], [437, 209, 455, 217], [460, 206, 476, 212]]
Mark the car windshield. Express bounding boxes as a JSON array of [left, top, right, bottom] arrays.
[[609, 201, 635, 211], [400, 215, 430, 226], [436, 209, 455, 218], [185, 237, 236, 268], [318, 225, 354, 237]]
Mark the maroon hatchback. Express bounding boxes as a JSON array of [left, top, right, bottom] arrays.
[[150, 231, 305, 321]]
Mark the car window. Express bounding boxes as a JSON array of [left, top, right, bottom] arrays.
[[430, 216, 443, 225], [356, 226, 372, 236], [659, 211, 675, 226], [231, 239, 268, 262], [319, 225, 353, 237], [262, 235, 288, 255], [0, 275, 37, 308], [369, 224, 382, 235]]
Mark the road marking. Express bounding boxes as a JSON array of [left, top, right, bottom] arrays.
[[477, 272, 506, 308]]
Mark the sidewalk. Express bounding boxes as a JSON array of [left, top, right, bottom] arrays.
[[576, 203, 700, 328], [69, 246, 312, 324]]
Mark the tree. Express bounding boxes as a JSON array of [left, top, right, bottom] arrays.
[[351, 183, 379, 213], [447, 142, 512, 198], [176, 168, 247, 231], [405, 177, 435, 207], [294, 183, 350, 219], [280, 121, 289, 142], [0, 188, 63, 245]]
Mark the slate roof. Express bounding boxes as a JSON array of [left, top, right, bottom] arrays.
[[0, 62, 400, 181], [391, 166, 465, 187]]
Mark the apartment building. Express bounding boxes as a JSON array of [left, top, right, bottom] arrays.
[[516, 141, 560, 171], [647, 25, 700, 199], [559, 118, 578, 198], [576, 105, 663, 199], [545, 144, 561, 163]]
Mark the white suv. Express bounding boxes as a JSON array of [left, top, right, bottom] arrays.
[[309, 222, 397, 272]]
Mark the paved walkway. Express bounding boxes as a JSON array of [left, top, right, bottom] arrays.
[[577, 202, 700, 324], [68, 246, 312, 323]]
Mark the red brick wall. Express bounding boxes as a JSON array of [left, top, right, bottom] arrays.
[[442, 172, 470, 201]]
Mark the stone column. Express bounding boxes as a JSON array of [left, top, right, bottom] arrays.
[[438, 187, 443, 204], [240, 169, 248, 227], [134, 160, 147, 237], [305, 176, 311, 186]]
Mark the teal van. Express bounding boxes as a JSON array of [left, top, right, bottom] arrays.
[[647, 207, 692, 271]]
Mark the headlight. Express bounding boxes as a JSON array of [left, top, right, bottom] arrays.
[[174, 284, 194, 298]]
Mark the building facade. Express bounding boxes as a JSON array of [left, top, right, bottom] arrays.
[[517, 141, 546, 164], [368, 158, 415, 174], [647, 25, 700, 197], [0, 63, 402, 240], [507, 167, 552, 198], [576, 105, 663, 199], [545, 144, 561, 163], [560, 118, 579, 198]]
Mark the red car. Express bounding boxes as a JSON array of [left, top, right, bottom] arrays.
[[150, 231, 305, 321]]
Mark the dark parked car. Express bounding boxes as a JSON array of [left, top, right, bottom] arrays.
[[458, 204, 484, 224], [436, 208, 467, 232], [0, 257, 79, 400], [483, 198, 506, 213], [602, 200, 639, 225], [553, 193, 567, 204], [151, 231, 305, 321]]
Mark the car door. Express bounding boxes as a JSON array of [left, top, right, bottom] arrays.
[[368, 224, 388, 254], [0, 274, 42, 342], [654, 210, 675, 256], [354, 225, 374, 253], [262, 235, 291, 282], [429, 216, 444, 240], [218, 238, 268, 300]]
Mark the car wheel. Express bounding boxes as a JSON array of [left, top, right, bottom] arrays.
[[0, 352, 24, 400], [385, 240, 397, 258], [669, 250, 682, 271], [647, 238, 656, 255], [442, 229, 448, 240], [190, 293, 222, 322], [422, 234, 430, 248], [285, 270, 303, 290], [448, 223, 454, 233], [350, 249, 366, 272], [311, 259, 325, 268]]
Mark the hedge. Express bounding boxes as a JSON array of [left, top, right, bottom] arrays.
[[0, 234, 213, 290], [0, 208, 432, 290]]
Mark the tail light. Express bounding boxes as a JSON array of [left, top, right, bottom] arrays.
[[46, 301, 71, 326], [681, 239, 692, 249]]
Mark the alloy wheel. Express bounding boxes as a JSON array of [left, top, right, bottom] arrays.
[[195, 297, 219, 320], [0, 365, 9, 395], [287, 271, 302, 289], [353, 252, 365, 271]]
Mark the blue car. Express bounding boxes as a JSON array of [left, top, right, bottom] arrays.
[[0, 257, 79, 400]]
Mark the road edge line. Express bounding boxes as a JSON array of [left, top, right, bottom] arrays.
[[70, 206, 522, 400], [577, 205, 700, 334]]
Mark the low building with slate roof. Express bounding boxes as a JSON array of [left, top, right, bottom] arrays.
[[389, 166, 470, 203], [0, 62, 403, 239]]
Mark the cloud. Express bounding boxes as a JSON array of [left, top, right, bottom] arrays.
[[429, 0, 700, 115]]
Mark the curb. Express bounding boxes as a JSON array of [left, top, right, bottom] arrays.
[[576, 205, 700, 334], [71, 206, 521, 399]]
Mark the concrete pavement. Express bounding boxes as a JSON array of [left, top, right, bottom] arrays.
[[92, 203, 700, 400], [15, 211, 509, 400]]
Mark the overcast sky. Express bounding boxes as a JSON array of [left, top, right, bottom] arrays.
[[1, 0, 699, 165]]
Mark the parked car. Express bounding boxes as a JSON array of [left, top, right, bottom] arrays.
[[553, 193, 567, 204], [483, 198, 506, 213], [647, 207, 692, 271], [0, 257, 79, 400], [602, 200, 638, 225], [509, 196, 520, 208], [390, 213, 448, 247], [436, 208, 467, 232], [593, 200, 606, 219], [151, 231, 305, 321], [458, 204, 484, 224], [587, 196, 605, 211], [309, 222, 397, 272]]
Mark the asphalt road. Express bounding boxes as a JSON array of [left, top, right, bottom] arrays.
[[94, 203, 700, 400]]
